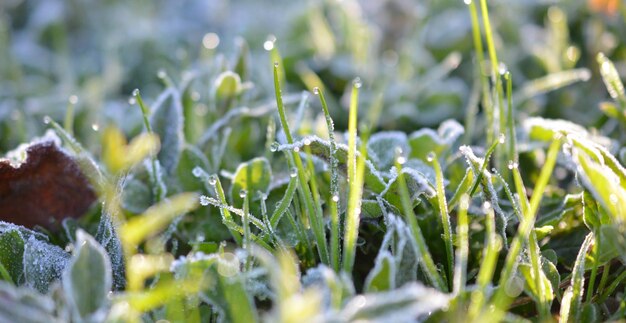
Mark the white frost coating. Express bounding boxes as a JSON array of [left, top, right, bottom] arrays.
[[524, 117, 613, 149], [275, 135, 387, 189], [382, 166, 436, 200], [23, 236, 71, 293], [368, 131, 410, 171], [336, 282, 450, 322], [409, 119, 464, 146], [2, 130, 63, 167], [0, 221, 48, 241]]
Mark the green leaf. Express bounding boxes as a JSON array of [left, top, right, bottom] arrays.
[[230, 157, 272, 207], [23, 236, 70, 293], [408, 119, 464, 162], [0, 282, 58, 323], [63, 230, 112, 322], [336, 282, 450, 321], [177, 144, 211, 192], [368, 131, 409, 172], [214, 71, 243, 102], [95, 213, 125, 290], [364, 252, 395, 292], [150, 89, 184, 174], [0, 230, 24, 284]]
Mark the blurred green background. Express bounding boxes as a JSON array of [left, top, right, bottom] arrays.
[[1, 0, 625, 152]]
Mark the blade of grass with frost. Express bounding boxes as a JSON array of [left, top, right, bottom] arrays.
[[343, 78, 366, 274], [134, 89, 165, 202], [394, 155, 447, 291], [120, 193, 199, 254], [468, 204, 500, 321], [429, 152, 454, 290], [453, 194, 470, 295], [489, 137, 562, 321], [273, 62, 330, 265], [510, 158, 551, 319], [315, 87, 341, 271], [64, 97, 76, 135], [469, 134, 504, 196], [597, 53, 626, 109], [201, 172, 242, 244], [559, 233, 593, 323], [269, 175, 298, 227], [505, 72, 516, 163], [467, 0, 493, 144], [242, 191, 252, 271], [514, 68, 591, 104]]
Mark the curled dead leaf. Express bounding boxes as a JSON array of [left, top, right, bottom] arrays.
[[0, 140, 97, 229]]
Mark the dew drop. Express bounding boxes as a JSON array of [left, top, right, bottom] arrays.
[[239, 189, 247, 198], [498, 62, 508, 75], [43, 116, 51, 124], [290, 167, 298, 178], [128, 97, 137, 105], [91, 123, 100, 131], [192, 167, 204, 178], [498, 133, 506, 144], [331, 195, 340, 202], [196, 233, 206, 242], [293, 146, 300, 153], [157, 69, 166, 79], [483, 201, 492, 211], [269, 142, 279, 152], [397, 156, 407, 165], [274, 62, 279, 68], [491, 168, 497, 173], [463, 0, 472, 4], [132, 89, 140, 97], [313, 87, 320, 95], [208, 174, 218, 186], [303, 138, 311, 146], [68, 95, 78, 105], [199, 195, 210, 206], [426, 152, 435, 162], [507, 160, 518, 170], [352, 77, 362, 88]]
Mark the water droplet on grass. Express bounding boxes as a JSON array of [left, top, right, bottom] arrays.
[[199, 195, 210, 206], [192, 167, 203, 178], [68, 95, 78, 105], [43, 116, 51, 124], [293, 146, 300, 152], [507, 160, 518, 170], [208, 174, 218, 186], [132, 89, 140, 96], [313, 87, 319, 95], [332, 195, 340, 202], [498, 133, 506, 144], [239, 189, 247, 198], [290, 167, 298, 178], [426, 152, 435, 162], [269, 142, 279, 152], [352, 77, 362, 88]]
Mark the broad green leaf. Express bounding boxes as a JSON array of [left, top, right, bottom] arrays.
[[150, 89, 184, 174], [0, 282, 59, 323], [23, 236, 70, 293], [408, 119, 464, 162], [95, 213, 125, 290], [63, 230, 112, 322], [176, 144, 211, 192], [0, 230, 24, 284], [364, 252, 395, 292], [230, 157, 272, 206], [576, 152, 626, 222], [368, 131, 409, 172], [336, 282, 450, 321]]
